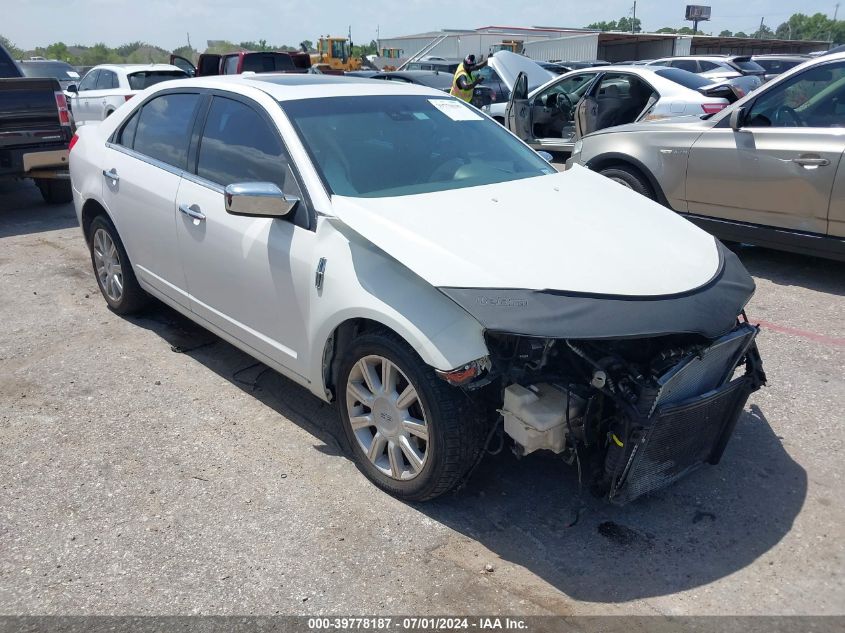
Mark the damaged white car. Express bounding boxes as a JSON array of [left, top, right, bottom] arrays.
[[69, 74, 766, 504]]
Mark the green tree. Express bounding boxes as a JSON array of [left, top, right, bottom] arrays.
[[299, 40, 313, 52], [586, 20, 618, 31], [735, 31, 748, 38], [617, 17, 642, 33], [171, 45, 195, 61], [719, 30, 733, 37], [656, 27, 678, 34], [81, 43, 119, 65], [0, 35, 24, 58]]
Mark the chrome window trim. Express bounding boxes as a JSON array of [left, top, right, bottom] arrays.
[[105, 141, 226, 193]]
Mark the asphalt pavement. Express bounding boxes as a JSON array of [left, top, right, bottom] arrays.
[[0, 179, 843, 616]]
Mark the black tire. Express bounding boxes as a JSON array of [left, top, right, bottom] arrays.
[[599, 165, 655, 200], [87, 215, 149, 315], [35, 178, 73, 204], [337, 330, 485, 502]]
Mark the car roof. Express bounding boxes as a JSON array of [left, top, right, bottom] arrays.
[[146, 73, 449, 101]]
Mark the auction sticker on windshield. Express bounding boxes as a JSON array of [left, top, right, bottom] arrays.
[[429, 99, 483, 121]]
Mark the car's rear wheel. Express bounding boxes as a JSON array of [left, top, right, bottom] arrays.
[[338, 330, 483, 501], [35, 178, 72, 204], [599, 165, 655, 200], [88, 215, 149, 314]]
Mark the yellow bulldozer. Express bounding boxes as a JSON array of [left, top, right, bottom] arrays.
[[310, 36, 362, 73]]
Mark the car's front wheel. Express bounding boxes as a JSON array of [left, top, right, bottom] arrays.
[[338, 331, 483, 501], [88, 215, 149, 314], [599, 165, 655, 200]]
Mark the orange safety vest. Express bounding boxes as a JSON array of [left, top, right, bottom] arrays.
[[450, 63, 476, 102]]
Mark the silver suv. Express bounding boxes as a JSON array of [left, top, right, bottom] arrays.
[[568, 53, 845, 261]]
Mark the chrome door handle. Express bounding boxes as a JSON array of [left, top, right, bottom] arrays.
[[178, 203, 206, 221], [792, 156, 830, 167], [102, 169, 119, 182]]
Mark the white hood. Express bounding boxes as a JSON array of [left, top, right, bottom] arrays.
[[330, 165, 721, 297], [488, 51, 555, 92]]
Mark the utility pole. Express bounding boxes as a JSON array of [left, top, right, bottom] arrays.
[[756, 17, 765, 38], [632, 1, 637, 33]]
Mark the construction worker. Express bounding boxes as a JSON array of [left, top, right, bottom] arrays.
[[450, 54, 488, 102]]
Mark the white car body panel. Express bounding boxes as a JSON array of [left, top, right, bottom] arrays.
[[69, 74, 734, 403], [331, 166, 720, 296], [70, 64, 187, 126], [487, 50, 555, 93]]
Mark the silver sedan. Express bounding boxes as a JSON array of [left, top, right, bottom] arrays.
[[487, 65, 745, 153]]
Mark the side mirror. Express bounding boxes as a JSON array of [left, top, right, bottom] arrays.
[[224, 182, 299, 218], [729, 106, 746, 131], [536, 151, 554, 163], [66, 84, 78, 93]]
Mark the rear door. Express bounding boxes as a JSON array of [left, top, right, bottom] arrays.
[[686, 59, 845, 234], [174, 94, 315, 377], [102, 91, 203, 303], [505, 72, 531, 142], [94, 69, 120, 119]]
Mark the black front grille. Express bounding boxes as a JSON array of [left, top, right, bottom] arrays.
[[610, 376, 753, 505]]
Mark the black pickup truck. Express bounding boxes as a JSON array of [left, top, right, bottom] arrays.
[[0, 44, 73, 203]]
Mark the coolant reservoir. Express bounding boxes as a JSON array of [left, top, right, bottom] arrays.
[[502, 383, 583, 455]]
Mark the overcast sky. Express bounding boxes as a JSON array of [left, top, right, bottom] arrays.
[[5, 0, 842, 50]]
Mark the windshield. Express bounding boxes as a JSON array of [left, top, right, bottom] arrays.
[[654, 67, 712, 89], [19, 61, 80, 82], [127, 70, 188, 90], [281, 95, 554, 198]]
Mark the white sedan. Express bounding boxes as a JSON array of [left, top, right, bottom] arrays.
[[68, 64, 188, 125], [486, 65, 744, 153], [69, 74, 765, 504]]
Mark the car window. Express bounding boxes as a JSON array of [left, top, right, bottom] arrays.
[[654, 67, 712, 89], [242, 53, 295, 73], [96, 70, 118, 90], [197, 96, 307, 225], [127, 70, 187, 90], [670, 60, 699, 73], [476, 67, 499, 83], [747, 61, 845, 128], [756, 59, 802, 74], [115, 109, 140, 148], [224, 56, 239, 74], [18, 62, 80, 81], [78, 70, 99, 91], [539, 72, 597, 103], [732, 59, 766, 73], [281, 94, 553, 198], [133, 93, 200, 169], [698, 60, 719, 71], [0, 46, 20, 78]]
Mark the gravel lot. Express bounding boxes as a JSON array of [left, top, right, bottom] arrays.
[[1, 178, 843, 616]]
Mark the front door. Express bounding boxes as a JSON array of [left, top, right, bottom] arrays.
[[174, 95, 315, 377], [169, 55, 196, 77], [531, 71, 600, 148], [101, 92, 202, 303], [71, 69, 99, 125], [686, 59, 845, 234], [505, 72, 531, 142]]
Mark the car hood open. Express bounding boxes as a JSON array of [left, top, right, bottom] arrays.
[[487, 50, 555, 92], [330, 166, 756, 339]]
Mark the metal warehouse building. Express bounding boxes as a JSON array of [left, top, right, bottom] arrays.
[[376, 25, 829, 66]]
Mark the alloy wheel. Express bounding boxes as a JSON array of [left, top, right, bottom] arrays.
[[92, 228, 123, 303], [345, 355, 429, 481]]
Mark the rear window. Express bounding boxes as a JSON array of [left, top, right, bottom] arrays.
[[732, 60, 766, 73], [242, 53, 295, 73], [654, 68, 712, 90], [756, 59, 802, 74], [127, 70, 188, 90], [18, 61, 80, 81]]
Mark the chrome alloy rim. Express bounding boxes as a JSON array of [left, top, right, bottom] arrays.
[[92, 228, 123, 302], [345, 355, 429, 481]]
